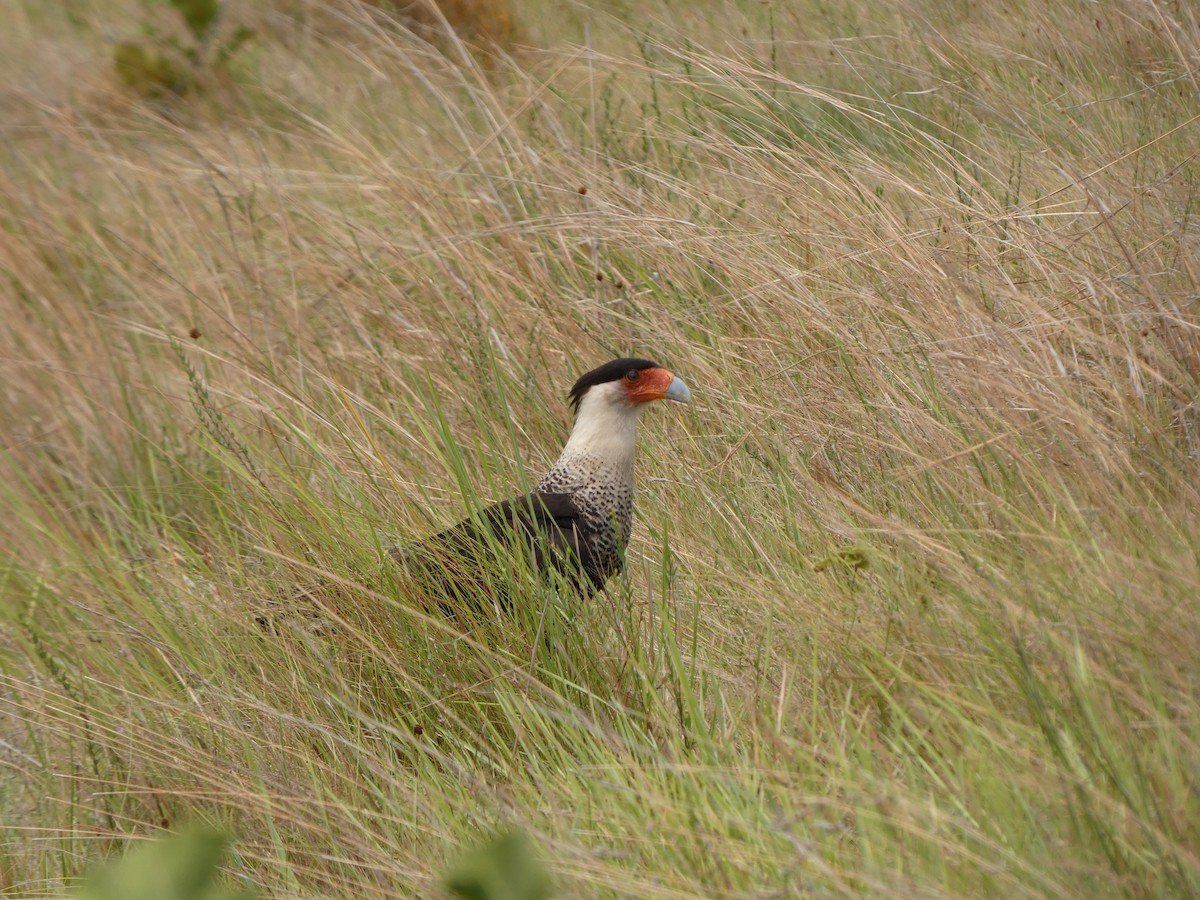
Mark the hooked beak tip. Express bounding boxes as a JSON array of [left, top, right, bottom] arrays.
[[664, 376, 692, 404]]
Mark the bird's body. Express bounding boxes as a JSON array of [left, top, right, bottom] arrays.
[[396, 358, 690, 614]]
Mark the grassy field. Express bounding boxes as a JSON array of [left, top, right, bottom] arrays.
[[1, 0, 1198, 896]]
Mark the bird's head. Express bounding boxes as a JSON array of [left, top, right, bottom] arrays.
[[555, 357, 691, 473], [567, 358, 692, 416]]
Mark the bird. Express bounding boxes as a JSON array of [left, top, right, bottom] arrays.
[[394, 357, 691, 616]]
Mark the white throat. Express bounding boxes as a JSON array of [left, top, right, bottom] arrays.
[[547, 381, 641, 482]]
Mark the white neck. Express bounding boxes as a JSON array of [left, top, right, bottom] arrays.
[[549, 381, 641, 479]]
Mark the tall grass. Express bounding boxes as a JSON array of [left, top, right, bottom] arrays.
[[1, 0, 1198, 896]]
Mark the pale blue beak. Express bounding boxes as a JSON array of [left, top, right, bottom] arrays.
[[664, 376, 692, 404]]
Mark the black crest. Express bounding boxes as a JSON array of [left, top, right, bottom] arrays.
[[568, 358, 659, 412]]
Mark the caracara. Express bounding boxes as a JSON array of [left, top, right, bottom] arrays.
[[396, 358, 691, 614]]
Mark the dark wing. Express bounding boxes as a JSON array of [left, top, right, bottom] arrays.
[[393, 491, 600, 616], [489, 492, 617, 592]]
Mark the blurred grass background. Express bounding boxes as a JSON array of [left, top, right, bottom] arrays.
[[1, 0, 1198, 896]]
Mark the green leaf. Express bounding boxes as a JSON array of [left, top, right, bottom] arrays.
[[169, 0, 221, 41], [72, 829, 255, 900], [813, 545, 871, 573], [113, 41, 190, 96], [443, 830, 552, 900], [215, 26, 255, 66]]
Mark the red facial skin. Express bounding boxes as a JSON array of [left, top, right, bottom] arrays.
[[621, 367, 678, 404]]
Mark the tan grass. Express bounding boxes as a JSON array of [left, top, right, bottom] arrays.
[[1, 0, 1198, 896]]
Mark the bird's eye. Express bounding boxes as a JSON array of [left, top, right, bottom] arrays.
[[626, 369, 640, 382]]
